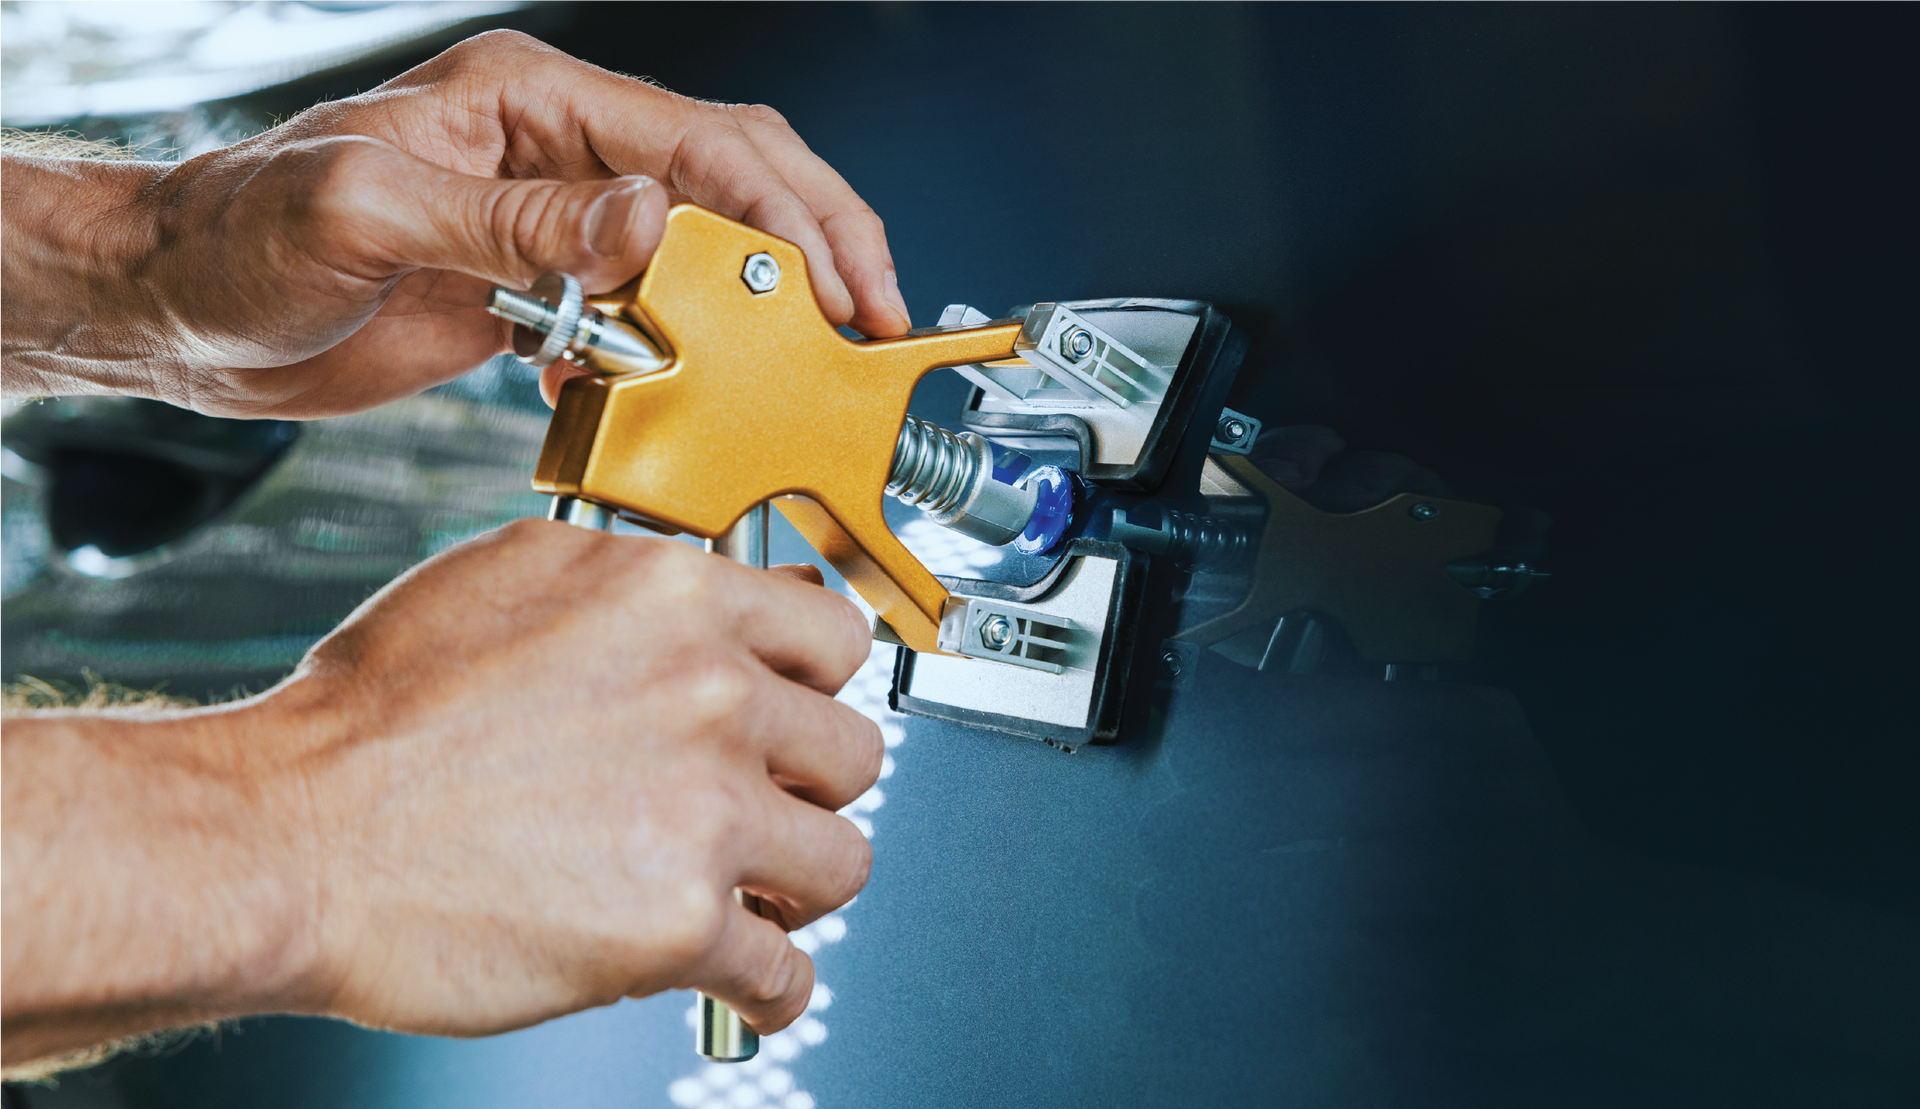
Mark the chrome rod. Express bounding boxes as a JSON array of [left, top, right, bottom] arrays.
[[696, 502, 769, 1063]]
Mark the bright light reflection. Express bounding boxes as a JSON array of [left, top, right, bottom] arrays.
[[0, 1, 529, 124]]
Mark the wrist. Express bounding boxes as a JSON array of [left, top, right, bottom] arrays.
[[0, 153, 173, 399], [0, 695, 331, 1065]]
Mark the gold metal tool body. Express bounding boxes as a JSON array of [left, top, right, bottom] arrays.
[[535, 204, 1021, 654]]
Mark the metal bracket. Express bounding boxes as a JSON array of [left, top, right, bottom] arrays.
[[937, 597, 1081, 674], [1016, 304, 1168, 408], [1157, 638, 1200, 690], [1209, 406, 1261, 455], [959, 298, 1225, 491], [892, 539, 1148, 747]]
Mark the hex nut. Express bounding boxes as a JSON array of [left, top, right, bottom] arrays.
[[979, 614, 1014, 650], [1061, 326, 1095, 362], [1217, 417, 1249, 445], [741, 252, 781, 294]]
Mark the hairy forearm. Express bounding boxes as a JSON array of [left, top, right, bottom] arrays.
[[0, 704, 324, 1067], [0, 152, 175, 398]]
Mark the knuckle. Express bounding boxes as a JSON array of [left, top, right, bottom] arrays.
[[851, 714, 886, 790], [828, 598, 874, 677], [825, 826, 874, 906], [653, 882, 728, 968], [446, 28, 544, 64], [498, 515, 554, 544], [731, 102, 792, 131], [486, 180, 569, 273], [739, 943, 805, 1009], [667, 647, 759, 728], [268, 135, 387, 225], [604, 532, 701, 592]]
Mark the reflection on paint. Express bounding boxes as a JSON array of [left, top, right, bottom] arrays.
[[0, 1, 531, 125], [2, 368, 552, 697]]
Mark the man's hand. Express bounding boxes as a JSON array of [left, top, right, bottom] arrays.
[[1, 522, 881, 1065], [294, 523, 880, 1037], [1, 30, 913, 417]]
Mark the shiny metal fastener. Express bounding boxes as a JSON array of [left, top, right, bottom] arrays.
[[1209, 406, 1262, 455], [1408, 502, 1439, 521], [547, 494, 616, 531], [741, 252, 781, 293], [979, 614, 1014, 650], [1060, 326, 1095, 362], [488, 272, 669, 376]]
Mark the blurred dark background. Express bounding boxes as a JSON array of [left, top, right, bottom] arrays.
[[6, 2, 1916, 1106]]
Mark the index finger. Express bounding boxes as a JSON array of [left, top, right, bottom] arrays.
[[484, 48, 890, 333], [591, 100, 860, 328], [725, 104, 912, 337]]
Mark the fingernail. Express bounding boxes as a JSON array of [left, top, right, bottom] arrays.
[[884, 269, 911, 328], [587, 177, 651, 258]]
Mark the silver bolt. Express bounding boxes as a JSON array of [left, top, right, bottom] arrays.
[[1408, 502, 1439, 521], [1160, 648, 1184, 678], [741, 252, 781, 294], [979, 614, 1014, 651], [1061, 327, 1095, 362], [1217, 417, 1248, 444]]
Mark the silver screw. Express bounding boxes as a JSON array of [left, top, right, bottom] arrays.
[[1061, 327, 1095, 362], [742, 252, 780, 294], [979, 614, 1014, 651], [1408, 502, 1439, 521], [1160, 648, 1184, 678], [1217, 416, 1248, 444]]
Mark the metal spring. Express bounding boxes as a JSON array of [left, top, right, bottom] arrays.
[[1163, 509, 1251, 570], [887, 414, 982, 516]]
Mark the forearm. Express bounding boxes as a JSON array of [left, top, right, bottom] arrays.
[[0, 704, 324, 1067], [0, 153, 174, 399]]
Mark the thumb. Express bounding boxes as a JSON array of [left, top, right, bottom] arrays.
[[294, 136, 668, 294]]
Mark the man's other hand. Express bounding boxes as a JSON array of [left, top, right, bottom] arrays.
[[288, 522, 880, 1036], [0, 523, 881, 1063]]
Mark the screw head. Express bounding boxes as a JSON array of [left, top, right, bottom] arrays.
[[741, 252, 781, 294], [1061, 326, 1095, 362], [1408, 502, 1439, 521], [1160, 648, 1185, 678], [979, 614, 1014, 651], [1217, 417, 1249, 445]]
